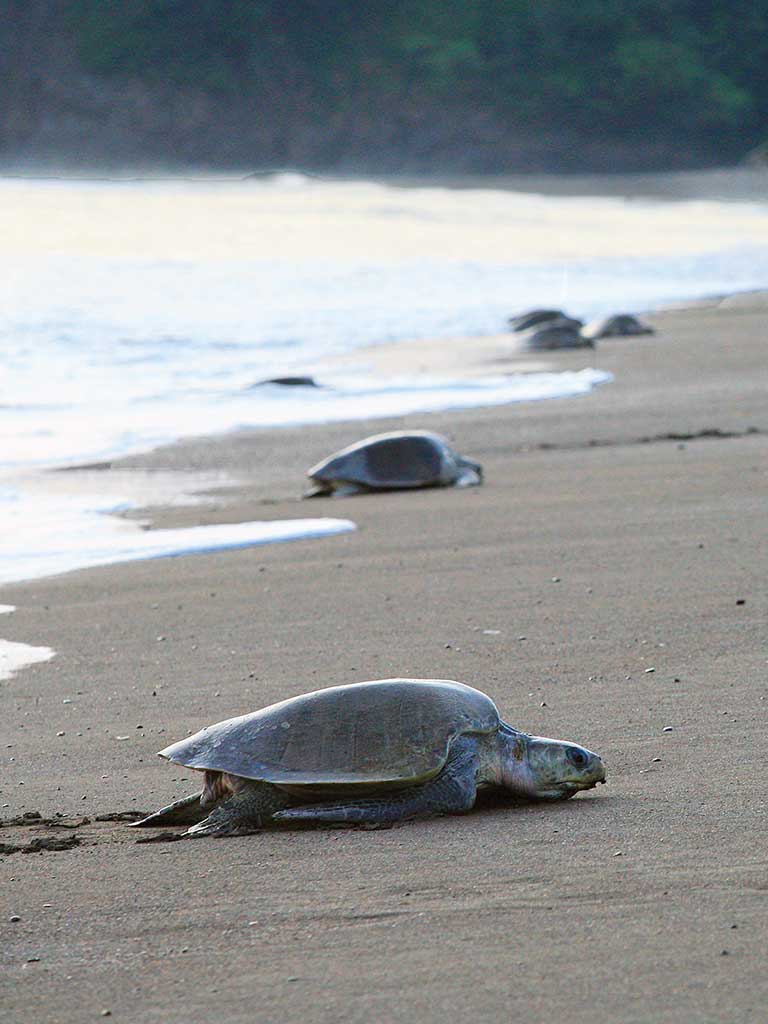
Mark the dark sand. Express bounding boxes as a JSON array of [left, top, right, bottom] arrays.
[[1, 294, 766, 1022]]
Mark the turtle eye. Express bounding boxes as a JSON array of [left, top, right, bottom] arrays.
[[566, 746, 588, 768]]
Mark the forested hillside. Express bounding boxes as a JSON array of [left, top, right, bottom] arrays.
[[3, 0, 768, 173]]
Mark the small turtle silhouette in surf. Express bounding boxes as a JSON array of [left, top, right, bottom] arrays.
[[247, 376, 320, 388]]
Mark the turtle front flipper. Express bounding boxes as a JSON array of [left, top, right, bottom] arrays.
[[130, 792, 207, 828], [185, 781, 291, 838], [274, 737, 478, 825]]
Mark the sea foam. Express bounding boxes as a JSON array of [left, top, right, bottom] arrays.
[[0, 639, 55, 681]]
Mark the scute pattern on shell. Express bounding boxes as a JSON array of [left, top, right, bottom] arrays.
[[158, 679, 500, 787]]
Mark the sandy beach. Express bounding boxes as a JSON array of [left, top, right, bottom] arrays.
[[1, 293, 767, 1022]]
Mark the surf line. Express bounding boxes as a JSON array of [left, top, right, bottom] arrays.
[[0, 603, 55, 681], [0, 520, 356, 678], [0, 639, 55, 681]]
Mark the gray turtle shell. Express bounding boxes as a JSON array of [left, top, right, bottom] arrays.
[[159, 678, 501, 787], [508, 309, 582, 332], [581, 314, 655, 340], [307, 431, 468, 490], [517, 320, 593, 351]]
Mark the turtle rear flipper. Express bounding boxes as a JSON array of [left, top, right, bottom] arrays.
[[184, 782, 291, 838], [130, 792, 207, 828]]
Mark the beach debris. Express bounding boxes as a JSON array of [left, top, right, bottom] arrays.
[[581, 314, 655, 341], [131, 678, 606, 838], [304, 431, 482, 498], [247, 376, 319, 389], [1, 810, 44, 826], [134, 830, 187, 844], [1, 810, 91, 830], [662, 726, 674, 732], [0, 834, 82, 856], [9, 914, 21, 922], [94, 810, 149, 822]]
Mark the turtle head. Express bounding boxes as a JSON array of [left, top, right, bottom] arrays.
[[500, 728, 606, 800], [455, 456, 483, 487]]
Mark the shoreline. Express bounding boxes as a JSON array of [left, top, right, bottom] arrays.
[[0, 288, 764, 592], [1, 292, 767, 1021], [4, 164, 767, 203]]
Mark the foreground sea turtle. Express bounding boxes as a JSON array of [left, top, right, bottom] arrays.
[[580, 314, 655, 341], [304, 431, 482, 497], [132, 678, 606, 837]]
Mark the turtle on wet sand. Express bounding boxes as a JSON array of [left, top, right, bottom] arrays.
[[132, 678, 606, 838], [303, 431, 482, 497], [581, 314, 655, 341], [517, 319, 594, 351]]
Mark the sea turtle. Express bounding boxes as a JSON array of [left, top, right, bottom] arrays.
[[132, 678, 606, 837], [517, 319, 594, 351], [248, 375, 319, 388], [508, 309, 583, 332], [580, 314, 655, 341], [303, 430, 482, 497]]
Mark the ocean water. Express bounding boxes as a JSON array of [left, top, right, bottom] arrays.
[[1, 173, 767, 594]]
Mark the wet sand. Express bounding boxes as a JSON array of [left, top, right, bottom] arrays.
[[1, 294, 767, 1022]]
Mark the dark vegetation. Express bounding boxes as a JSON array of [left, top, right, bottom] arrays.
[[2, 0, 768, 173]]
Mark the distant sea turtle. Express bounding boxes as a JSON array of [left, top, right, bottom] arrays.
[[580, 314, 655, 341], [304, 430, 482, 497], [508, 309, 583, 332], [132, 678, 606, 837], [248, 376, 319, 388], [517, 319, 594, 351]]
